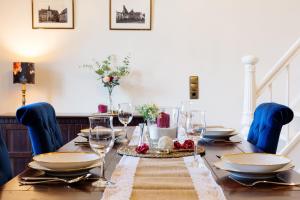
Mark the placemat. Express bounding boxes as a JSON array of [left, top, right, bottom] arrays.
[[118, 145, 205, 158]]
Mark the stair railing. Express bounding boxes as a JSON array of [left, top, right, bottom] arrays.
[[241, 38, 300, 144]]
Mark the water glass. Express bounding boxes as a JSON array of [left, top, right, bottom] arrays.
[[179, 101, 199, 132], [118, 103, 134, 143], [89, 116, 115, 188], [185, 110, 206, 166]]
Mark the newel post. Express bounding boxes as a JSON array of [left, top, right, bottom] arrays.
[[241, 55, 259, 137]]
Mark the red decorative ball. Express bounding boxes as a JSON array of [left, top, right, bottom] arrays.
[[174, 141, 182, 149], [182, 140, 194, 149], [135, 143, 149, 154]]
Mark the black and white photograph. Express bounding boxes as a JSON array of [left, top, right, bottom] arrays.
[[110, 0, 152, 30], [32, 0, 74, 29]]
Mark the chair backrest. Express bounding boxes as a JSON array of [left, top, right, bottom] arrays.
[[247, 102, 294, 154], [0, 133, 12, 185], [16, 102, 63, 155]]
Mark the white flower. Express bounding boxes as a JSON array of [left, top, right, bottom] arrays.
[[103, 76, 110, 83]]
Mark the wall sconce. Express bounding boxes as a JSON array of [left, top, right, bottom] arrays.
[[13, 62, 35, 106]]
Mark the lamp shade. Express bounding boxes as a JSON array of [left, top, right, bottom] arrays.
[[13, 62, 35, 84]]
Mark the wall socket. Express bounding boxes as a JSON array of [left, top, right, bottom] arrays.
[[189, 76, 199, 99]]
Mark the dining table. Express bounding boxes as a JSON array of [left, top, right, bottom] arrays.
[[1, 126, 300, 200]]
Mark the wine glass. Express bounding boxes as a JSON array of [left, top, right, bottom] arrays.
[[185, 110, 206, 167], [89, 116, 115, 188], [118, 103, 134, 143], [180, 101, 196, 132]]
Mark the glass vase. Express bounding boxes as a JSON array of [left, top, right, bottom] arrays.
[[147, 107, 179, 147], [107, 87, 113, 114]]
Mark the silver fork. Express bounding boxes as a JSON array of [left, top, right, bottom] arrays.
[[229, 176, 300, 187], [19, 173, 91, 185]]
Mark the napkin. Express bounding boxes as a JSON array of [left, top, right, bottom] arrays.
[[157, 112, 170, 128], [98, 104, 107, 113]]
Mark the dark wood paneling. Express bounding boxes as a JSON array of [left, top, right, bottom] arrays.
[[0, 115, 143, 177]]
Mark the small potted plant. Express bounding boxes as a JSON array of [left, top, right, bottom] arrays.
[[136, 104, 159, 124], [82, 55, 130, 113]]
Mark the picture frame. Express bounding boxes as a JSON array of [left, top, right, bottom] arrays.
[[32, 0, 74, 29], [110, 0, 152, 30]]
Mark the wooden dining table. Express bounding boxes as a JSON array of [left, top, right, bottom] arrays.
[[1, 126, 300, 200]]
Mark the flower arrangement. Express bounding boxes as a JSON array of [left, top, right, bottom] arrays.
[[83, 55, 130, 112], [136, 104, 159, 122]]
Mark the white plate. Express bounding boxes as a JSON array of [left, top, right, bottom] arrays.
[[229, 172, 277, 179], [214, 160, 294, 174], [203, 132, 238, 139], [221, 153, 291, 173], [33, 152, 100, 170], [215, 160, 294, 179], [28, 161, 101, 177], [80, 128, 123, 137], [229, 172, 277, 180], [28, 160, 101, 172], [77, 132, 89, 138], [204, 128, 236, 136]]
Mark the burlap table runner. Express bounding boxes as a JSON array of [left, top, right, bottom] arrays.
[[130, 157, 198, 200], [101, 127, 226, 200]]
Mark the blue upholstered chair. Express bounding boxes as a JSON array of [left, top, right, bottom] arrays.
[[0, 133, 12, 185], [247, 103, 294, 154], [16, 102, 63, 155]]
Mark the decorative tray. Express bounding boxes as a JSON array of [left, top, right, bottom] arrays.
[[117, 145, 205, 158]]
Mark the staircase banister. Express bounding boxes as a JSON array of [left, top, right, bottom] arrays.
[[280, 131, 300, 156], [256, 38, 300, 96], [241, 55, 258, 136]]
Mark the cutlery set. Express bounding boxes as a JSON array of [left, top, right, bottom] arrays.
[[228, 175, 300, 187], [19, 173, 92, 185]]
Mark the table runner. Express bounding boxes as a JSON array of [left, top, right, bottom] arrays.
[[101, 127, 226, 200]]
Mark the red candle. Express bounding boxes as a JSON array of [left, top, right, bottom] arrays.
[[157, 112, 170, 128], [98, 104, 107, 113]]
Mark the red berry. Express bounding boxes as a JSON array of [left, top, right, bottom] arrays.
[[182, 140, 194, 149], [135, 143, 149, 154], [174, 141, 182, 149]]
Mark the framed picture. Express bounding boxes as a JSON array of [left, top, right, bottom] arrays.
[[32, 0, 74, 29], [110, 0, 152, 30]]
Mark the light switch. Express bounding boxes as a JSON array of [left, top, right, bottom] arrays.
[[189, 76, 199, 99]]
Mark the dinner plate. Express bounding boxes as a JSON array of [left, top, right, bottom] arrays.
[[214, 161, 294, 174], [221, 153, 291, 173], [215, 161, 294, 179], [204, 127, 236, 136], [80, 127, 123, 137], [229, 172, 277, 179], [77, 132, 89, 139], [33, 152, 100, 170], [28, 161, 101, 177], [203, 132, 238, 139]]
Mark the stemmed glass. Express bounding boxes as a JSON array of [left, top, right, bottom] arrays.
[[180, 101, 196, 133], [89, 116, 115, 188], [185, 110, 206, 167], [118, 103, 134, 143]]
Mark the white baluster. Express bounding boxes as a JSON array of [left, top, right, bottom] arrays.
[[241, 55, 259, 137]]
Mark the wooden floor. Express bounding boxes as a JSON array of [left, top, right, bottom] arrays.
[[1, 127, 300, 200]]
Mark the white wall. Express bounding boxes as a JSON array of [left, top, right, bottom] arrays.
[[1, 0, 300, 130]]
